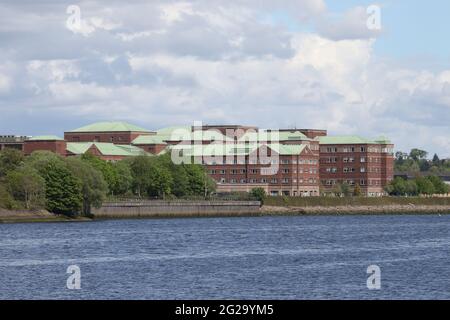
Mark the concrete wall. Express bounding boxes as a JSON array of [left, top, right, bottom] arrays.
[[92, 200, 261, 218]]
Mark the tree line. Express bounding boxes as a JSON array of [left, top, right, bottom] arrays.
[[0, 149, 216, 216], [395, 148, 450, 174]]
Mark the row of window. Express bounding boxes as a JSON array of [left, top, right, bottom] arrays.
[[219, 178, 318, 184], [323, 179, 383, 186], [323, 167, 383, 173], [210, 168, 318, 175], [321, 147, 393, 154], [321, 157, 386, 163], [203, 159, 318, 165]]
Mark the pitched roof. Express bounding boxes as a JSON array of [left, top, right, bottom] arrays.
[[28, 135, 64, 141], [238, 130, 309, 143], [132, 135, 168, 145], [66, 142, 147, 157], [68, 121, 150, 133], [168, 143, 307, 157], [318, 136, 375, 145]]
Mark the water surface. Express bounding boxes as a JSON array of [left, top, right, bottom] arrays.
[[0, 214, 449, 299]]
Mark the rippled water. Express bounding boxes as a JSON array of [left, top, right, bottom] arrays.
[[0, 214, 449, 299]]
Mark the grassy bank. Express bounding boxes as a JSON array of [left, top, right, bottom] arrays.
[[0, 209, 92, 223], [264, 196, 450, 207]]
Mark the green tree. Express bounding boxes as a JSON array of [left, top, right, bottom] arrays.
[[145, 161, 173, 198], [111, 160, 133, 195], [40, 159, 82, 215], [0, 183, 15, 209], [426, 175, 449, 195], [415, 177, 435, 196], [5, 165, 46, 209], [0, 148, 24, 177], [250, 187, 266, 204], [130, 155, 152, 197], [66, 157, 108, 215], [409, 149, 428, 161]]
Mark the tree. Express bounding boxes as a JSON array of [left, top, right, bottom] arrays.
[[432, 153, 440, 164], [353, 184, 362, 197], [426, 175, 449, 195], [5, 165, 46, 209], [250, 188, 266, 204], [66, 157, 108, 215], [409, 149, 428, 161], [0, 183, 15, 209], [40, 159, 82, 215], [145, 161, 173, 198], [130, 155, 152, 197], [81, 153, 118, 195], [111, 161, 133, 195], [0, 148, 24, 177], [415, 177, 435, 196]]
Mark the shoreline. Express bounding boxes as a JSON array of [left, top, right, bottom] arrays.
[[1, 204, 450, 224]]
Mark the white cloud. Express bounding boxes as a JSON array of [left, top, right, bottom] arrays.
[[0, 0, 448, 157]]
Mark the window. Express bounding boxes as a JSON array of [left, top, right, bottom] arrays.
[[360, 147, 366, 152], [282, 169, 290, 174], [210, 170, 217, 174], [271, 178, 278, 183], [220, 178, 226, 183], [281, 159, 290, 164], [250, 169, 258, 174], [230, 179, 237, 184], [360, 157, 366, 163], [261, 178, 268, 183], [240, 179, 246, 183], [282, 178, 289, 184], [360, 167, 366, 173], [220, 170, 226, 174]]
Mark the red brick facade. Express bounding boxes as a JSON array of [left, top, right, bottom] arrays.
[[24, 140, 67, 156], [319, 143, 394, 196]]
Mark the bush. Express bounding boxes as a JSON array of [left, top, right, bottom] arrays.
[[250, 188, 266, 203]]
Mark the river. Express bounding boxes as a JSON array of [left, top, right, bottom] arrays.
[[0, 214, 449, 299]]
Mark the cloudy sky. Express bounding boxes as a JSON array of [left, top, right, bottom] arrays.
[[0, 0, 449, 157]]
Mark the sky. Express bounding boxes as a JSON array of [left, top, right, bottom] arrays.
[[0, 0, 449, 157]]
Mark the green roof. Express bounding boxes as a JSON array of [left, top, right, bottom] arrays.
[[168, 143, 307, 157], [29, 135, 64, 141], [318, 135, 392, 145], [66, 142, 148, 157], [238, 130, 309, 143], [318, 136, 374, 145], [69, 121, 150, 133], [132, 135, 168, 145]]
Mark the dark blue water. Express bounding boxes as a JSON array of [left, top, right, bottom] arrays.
[[0, 215, 449, 300]]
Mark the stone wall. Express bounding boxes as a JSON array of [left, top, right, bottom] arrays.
[[92, 200, 262, 218]]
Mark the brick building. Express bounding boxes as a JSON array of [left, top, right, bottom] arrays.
[[318, 136, 394, 196], [3, 121, 394, 196], [64, 121, 154, 144], [23, 136, 67, 156]]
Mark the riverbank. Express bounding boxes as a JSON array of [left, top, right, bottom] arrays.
[[0, 209, 92, 223], [2, 199, 450, 223], [261, 204, 450, 215]]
